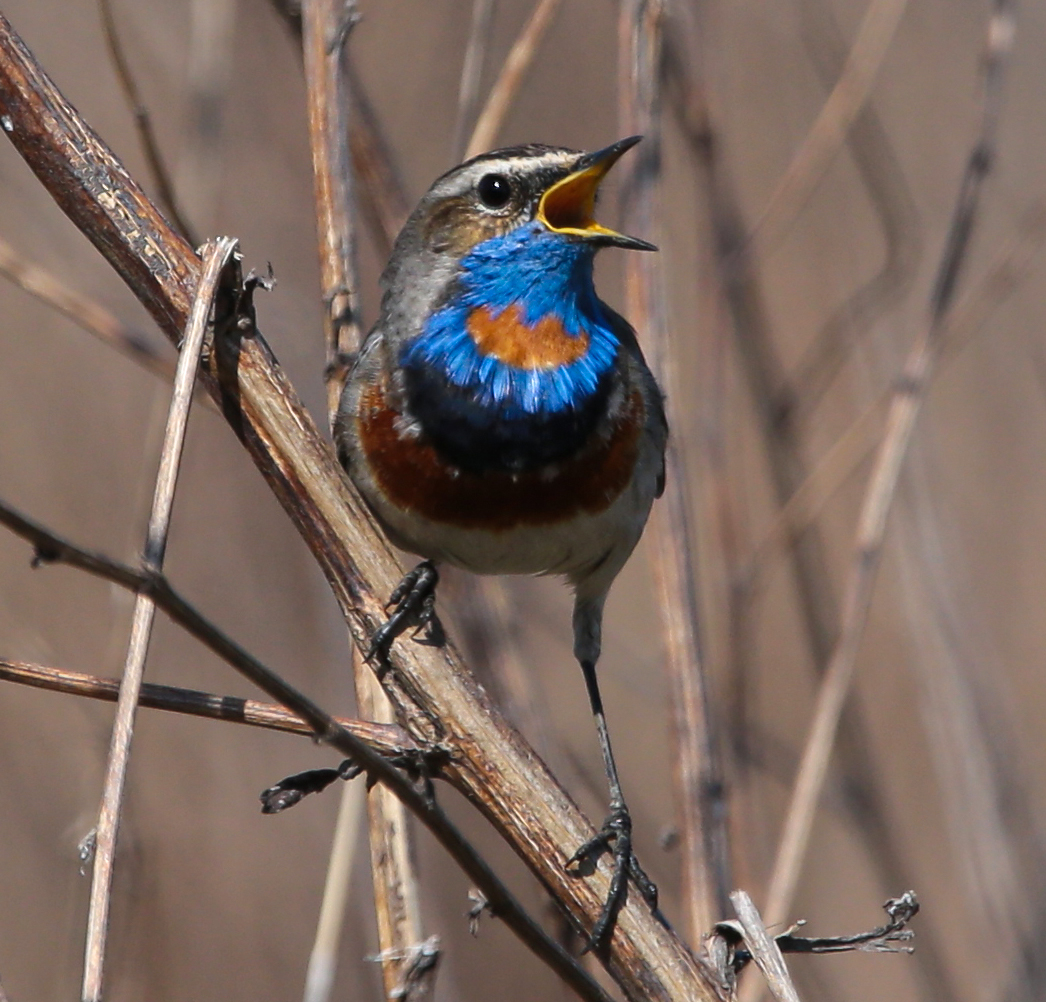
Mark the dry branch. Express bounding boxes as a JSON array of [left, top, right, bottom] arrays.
[[304, 0, 362, 418], [269, 0, 411, 257], [730, 892, 802, 1002], [0, 658, 416, 752], [0, 14, 721, 1001], [0, 496, 610, 1002]]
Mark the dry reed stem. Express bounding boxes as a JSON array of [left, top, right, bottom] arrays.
[[0, 658, 417, 751], [753, 203, 1046, 569], [304, 0, 363, 419], [0, 17, 718, 999], [772, 0, 922, 421], [177, 0, 237, 228], [302, 2, 433, 996], [758, 0, 1016, 935], [355, 655, 435, 1002], [465, 0, 562, 158], [81, 236, 236, 1002], [453, 0, 497, 160], [268, 0, 411, 257], [730, 892, 802, 1002], [619, 0, 726, 938], [303, 776, 367, 1002], [97, 0, 198, 244], [746, 0, 910, 260]]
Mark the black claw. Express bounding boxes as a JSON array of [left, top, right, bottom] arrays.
[[567, 805, 655, 953], [367, 560, 442, 664]]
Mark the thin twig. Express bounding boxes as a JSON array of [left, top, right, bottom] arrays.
[[97, 0, 199, 244], [619, 0, 726, 938], [0, 19, 723, 997], [759, 0, 1016, 933], [0, 659, 417, 770], [465, 0, 562, 158], [453, 0, 497, 161], [746, 0, 910, 259], [81, 237, 236, 1002], [355, 653, 436, 1002]]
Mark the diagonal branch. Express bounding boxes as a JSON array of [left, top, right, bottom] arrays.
[[745, 0, 910, 260]]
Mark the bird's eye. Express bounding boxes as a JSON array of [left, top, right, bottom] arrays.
[[477, 173, 513, 209]]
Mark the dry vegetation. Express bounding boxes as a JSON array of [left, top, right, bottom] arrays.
[[0, 0, 1043, 1001]]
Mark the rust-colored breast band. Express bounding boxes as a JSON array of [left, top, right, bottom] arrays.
[[357, 384, 643, 531], [467, 304, 589, 370]]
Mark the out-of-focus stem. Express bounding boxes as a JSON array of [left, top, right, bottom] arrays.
[[619, 0, 727, 939]]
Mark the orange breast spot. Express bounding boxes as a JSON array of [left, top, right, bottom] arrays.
[[467, 304, 589, 369]]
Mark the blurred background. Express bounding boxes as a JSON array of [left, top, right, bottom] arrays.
[[1, 0, 1045, 999]]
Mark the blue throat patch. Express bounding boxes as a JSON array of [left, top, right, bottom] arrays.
[[400, 221, 619, 416]]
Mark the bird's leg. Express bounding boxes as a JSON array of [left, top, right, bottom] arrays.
[[367, 560, 442, 666], [567, 658, 658, 953]]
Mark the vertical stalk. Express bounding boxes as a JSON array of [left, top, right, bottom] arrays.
[[618, 0, 728, 939], [81, 238, 237, 1002]]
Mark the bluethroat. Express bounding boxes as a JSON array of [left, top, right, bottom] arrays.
[[335, 137, 667, 951]]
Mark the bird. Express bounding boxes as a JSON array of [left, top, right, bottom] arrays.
[[334, 136, 667, 951]]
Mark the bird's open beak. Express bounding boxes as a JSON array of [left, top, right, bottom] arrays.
[[536, 136, 657, 251]]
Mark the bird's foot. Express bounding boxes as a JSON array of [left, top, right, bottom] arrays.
[[567, 803, 658, 954], [367, 560, 443, 667]]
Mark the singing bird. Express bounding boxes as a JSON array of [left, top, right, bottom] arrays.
[[335, 137, 667, 949]]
